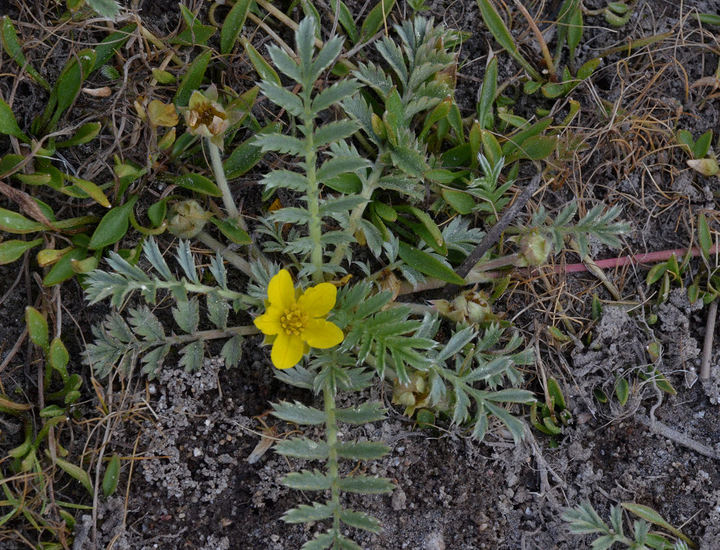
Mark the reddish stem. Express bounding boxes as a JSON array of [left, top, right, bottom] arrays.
[[558, 244, 719, 274]]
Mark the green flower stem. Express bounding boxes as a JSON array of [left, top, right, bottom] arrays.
[[303, 110, 324, 284], [206, 139, 246, 230], [196, 230, 253, 277], [323, 384, 341, 535], [330, 158, 384, 265]]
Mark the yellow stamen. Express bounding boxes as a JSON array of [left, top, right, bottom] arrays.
[[280, 306, 308, 336]]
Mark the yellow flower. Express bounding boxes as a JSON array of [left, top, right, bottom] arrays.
[[254, 270, 344, 369]]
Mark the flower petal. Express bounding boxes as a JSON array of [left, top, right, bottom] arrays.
[[297, 283, 337, 317], [267, 269, 295, 310], [253, 305, 283, 335], [302, 319, 344, 349], [188, 90, 205, 109], [271, 331, 305, 369]]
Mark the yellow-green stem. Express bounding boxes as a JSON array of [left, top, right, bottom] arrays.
[[303, 110, 324, 283], [196, 231, 253, 277], [207, 139, 246, 229], [323, 385, 341, 534]]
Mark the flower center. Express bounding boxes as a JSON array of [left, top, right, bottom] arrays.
[[195, 103, 226, 126], [280, 306, 308, 336]]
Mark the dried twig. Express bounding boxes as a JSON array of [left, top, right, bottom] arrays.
[[637, 415, 719, 460], [439, 174, 541, 298], [700, 300, 717, 381]]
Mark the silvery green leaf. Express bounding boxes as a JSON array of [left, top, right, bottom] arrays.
[[414, 80, 450, 102], [275, 437, 329, 460], [267, 45, 301, 82], [320, 231, 354, 246], [83, 270, 125, 305], [313, 364, 352, 395], [319, 196, 366, 218], [283, 236, 315, 255], [341, 368, 375, 391], [106, 252, 150, 282], [436, 327, 475, 362], [106, 311, 134, 342], [476, 323, 504, 351], [483, 388, 535, 403], [221, 334, 243, 368], [342, 95, 375, 138], [261, 170, 307, 193], [274, 364, 315, 389], [128, 306, 165, 342], [269, 207, 311, 224], [377, 175, 424, 199], [376, 37, 408, 85], [590, 536, 618, 550], [300, 532, 333, 550], [178, 340, 204, 372], [140, 344, 170, 377], [452, 383, 471, 424], [428, 371, 446, 406], [339, 509, 382, 533], [295, 18, 317, 79], [314, 120, 359, 148], [172, 298, 199, 333], [353, 61, 393, 97], [260, 81, 304, 116], [209, 252, 227, 289], [255, 134, 304, 156], [337, 476, 393, 494], [335, 402, 386, 424], [610, 505, 624, 535], [282, 502, 334, 524], [562, 501, 608, 534], [442, 217, 485, 254], [272, 401, 326, 425], [484, 401, 525, 444], [358, 219, 383, 258], [206, 292, 229, 329], [472, 408, 489, 440], [408, 61, 447, 91], [312, 80, 361, 112], [309, 35, 344, 82], [317, 156, 370, 181], [282, 470, 331, 491], [336, 441, 390, 460], [176, 240, 199, 283], [389, 146, 427, 178], [142, 238, 172, 280], [465, 356, 511, 381], [554, 202, 576, 226]]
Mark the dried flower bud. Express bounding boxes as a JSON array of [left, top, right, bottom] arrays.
[[431, 289, 493, 325], [392, 373, 427, 409], [167, 199, 209, 239], [182, 85, 230, 148], [517, 230, 552, 267]]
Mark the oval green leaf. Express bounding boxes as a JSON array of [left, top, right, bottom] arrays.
[[210, 216, 251, 244], [88, 196, 138, 250], [0, 238, 42, 264], [25, 306, 49, 351], [174, 50, 212, 107], [397, 242, 465, 285], [175, 173, 221, 196], [102, 454, 121, 497], [0, 97, 29, 141], [221, 0, 252, 54]]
